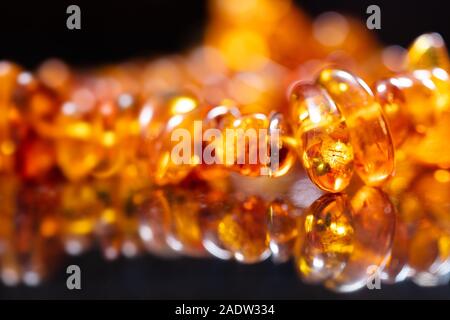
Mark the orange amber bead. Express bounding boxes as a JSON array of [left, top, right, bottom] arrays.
[[295, 193, 354, 284], [376, 69, 450, 135], [166, 187, 205, 256], [326, 186, 395, 292], [373, 78, 412, 147], [381, 218, 411, 284], [407, 33, 450, 71], [135, 188, 173, 256], [316, 68, 394, 186], [218, 196, 270, 263], [0, 62, 23, 173], [267, 198, 300, 263], [143, 94, 203, 185], [228, 113, 271, 176], [412, 170, 450, 233], [60, 182, 103, 255], [289, 83, 353, 192], [408, 220, 450, 286], [265, 112, 296, 177]]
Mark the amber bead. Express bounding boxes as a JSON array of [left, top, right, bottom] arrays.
[[265, 112, 296, 177], [267, 198, 300, 263], [198, 188, 234, 260], [228, 113, 271, 176], [60, 182, 103, 255], [373, 78, 412, 147], [143, 94, 203, 185], [135, 188, 173, 256], [218, 196, 270, 263], [295, 193, 354, 284], [412, 170, 450, 233], [198, 103, 241, 180], [376, 69, 450, 134], [408, 220, 450, 286], [165, 187, 205, 256], [407, 33, 450, 71], [326, 186, 395, 292], [0, 182, 62, 286], [381, 218, 412, 284], [0, 62, 23, 173], [316, 68, 395, 186], [289, 83, 353, 192]]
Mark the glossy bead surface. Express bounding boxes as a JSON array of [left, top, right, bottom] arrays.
[[267, 198, 300, 263], [295, 193, 354, 283], [407, 33, 450, 71], [317, 68, 395, 186], [325, 186, 395, 292], [218, 196, 270, 263], [289, 83, 353, 192]]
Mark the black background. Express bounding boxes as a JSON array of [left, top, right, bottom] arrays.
[[0, 0, 450, 299]]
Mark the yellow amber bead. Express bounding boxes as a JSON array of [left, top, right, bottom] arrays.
[[325, 186, 395, 292], [60, 182, 103, 255], [289, 83, 353, 192], [218, 196, 270, 263], [229, 113, 270, 176], [317, 68, 395, 186], [407, 33, 450, 71], [295, 193, 354, 284], [267, 198, 300, 263], [197, 103, 241, 180], [143, 94, 202, 185]]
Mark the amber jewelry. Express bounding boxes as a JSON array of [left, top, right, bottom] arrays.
[[0, 0, 450, 292]]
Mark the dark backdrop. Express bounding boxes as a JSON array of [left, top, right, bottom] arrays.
[[0, 0, 449, 299]]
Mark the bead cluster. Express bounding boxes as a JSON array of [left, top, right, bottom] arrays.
[[0, 0, 449, 292]]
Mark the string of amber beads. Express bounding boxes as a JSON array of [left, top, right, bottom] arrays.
[[0, 0, 450, 293]]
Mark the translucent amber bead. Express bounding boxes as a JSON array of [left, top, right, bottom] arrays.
[[228, 113, 270, 176], [289, 83, 353, 192], [135, 188, 173, 256], [91, 96, 141, 179], [408, 221, 450, 286], [55, 105, 103, 181], [16, 133, 55, 180], [166, 187, 205, 256], [143, 94, 202, 185], [407, 33, 450, 71], [218, 196, 270, 263], [412, 170, 450, 232], [295, 193, 354, 284], [265, 112, 296, 177], [198, 188, 234, 260], [267, 198, 300, 263], [12, 184, 63, 286], [381, 219, 411, 284], [197, 103, 241, 180], [373, 79, 412, 147], [376, 69, 450, 133], [326, 186, 395, 292], [0, 62, 23, 173], [60, 182, 103, 255], [317, 68, 394, 186], [403, 113, 450, 168]]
